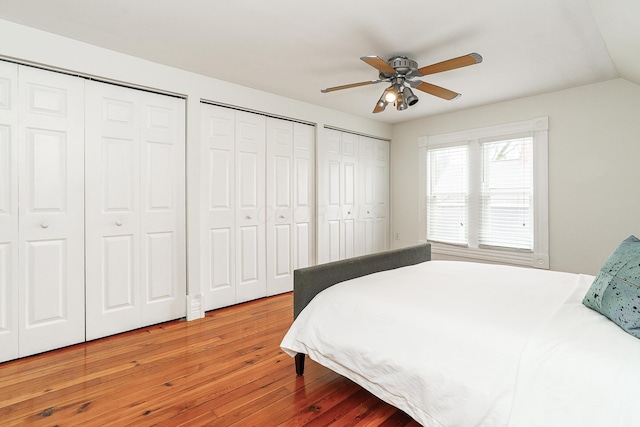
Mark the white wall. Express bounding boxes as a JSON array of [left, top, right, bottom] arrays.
[[391, 77, 640, 275], [0, 19, 392, 311]]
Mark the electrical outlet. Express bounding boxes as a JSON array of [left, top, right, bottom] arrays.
[[395, 232, 400, 240]]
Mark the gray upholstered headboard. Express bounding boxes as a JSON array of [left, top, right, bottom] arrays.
[[293, 243, 431, 319]]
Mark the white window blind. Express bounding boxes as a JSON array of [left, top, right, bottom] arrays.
[[479, 136, 533, 251], [426, 145, 468, 245]]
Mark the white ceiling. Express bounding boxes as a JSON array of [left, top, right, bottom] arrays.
[[0, 0, 638, 124]]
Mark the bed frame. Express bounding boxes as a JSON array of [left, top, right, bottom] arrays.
[[292, 243, 431, 375]]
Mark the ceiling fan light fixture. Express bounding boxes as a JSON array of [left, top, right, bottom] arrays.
[[403, 86, 419, 106], [384, 88, 397, 103], [396, 92, 408, 111], [373, 96, 387, 113]]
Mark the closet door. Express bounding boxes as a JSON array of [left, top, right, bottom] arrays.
[[85, 82, 141, 339], [201, 105, 236, 310], [373, 139, 390, 253], [318, 129, 358, 263], [85, 81, 185, 340], [318, 128, 343, 263], [139, 91, 186, 326], [318, 129, 389, 264], [266, 119, 315, 295], [0, 61, 18, 362], [292, 122, 314, 271], [266, 118, 294, 296], [235, 111, 266, 303], [341, 133, 358, 260], [18, 66, 85, 356], [356, 136, 375, 256]]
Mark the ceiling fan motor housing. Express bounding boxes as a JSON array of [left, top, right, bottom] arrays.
[[385, 56, 418, 77]]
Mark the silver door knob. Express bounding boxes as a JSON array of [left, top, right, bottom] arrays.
[[246, 215, 252, 220], [279, 215, 285, 219], [40, 222, 49, 229], [116, 220, 123, 226]]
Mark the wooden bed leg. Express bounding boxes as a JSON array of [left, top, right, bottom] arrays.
[[295, 353, 305, 376]]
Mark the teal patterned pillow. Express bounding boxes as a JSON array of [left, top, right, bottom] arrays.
[[583, 235, 640, 339]]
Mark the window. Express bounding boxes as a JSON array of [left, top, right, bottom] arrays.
[[418, 117, 549, 269], [427, 145, 468, 245]]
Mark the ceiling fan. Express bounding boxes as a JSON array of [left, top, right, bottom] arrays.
[[321, 53, 483, 113]]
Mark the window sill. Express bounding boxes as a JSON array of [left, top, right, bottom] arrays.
[[425, 241, 549, 269]]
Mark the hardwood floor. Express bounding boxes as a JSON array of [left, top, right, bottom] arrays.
[[0, 293, 420, 426]]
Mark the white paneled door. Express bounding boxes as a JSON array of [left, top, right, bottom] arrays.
[[0, 61, 19, 362], [202, 106, 268, 309], [85, 81, 185, 341], [373, 138, 390, 253], [292, 123, 315, 272], [202, 105, 236, 309], [266, 119, 315, 296], [234, 111, 266, 303], [318, 128, 344, 263], [356, 135, 389, 256], [341, 132, 358, 260], [201, 103, 315, 310], [318, 129, 389, 264], [266, 118, 294, 296], [17, 65, 86, 357]]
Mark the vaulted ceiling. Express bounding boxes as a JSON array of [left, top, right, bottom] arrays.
[[1, 0, 638, 124]]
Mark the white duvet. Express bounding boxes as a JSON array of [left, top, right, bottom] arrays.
[[280, 261, 640, 427]]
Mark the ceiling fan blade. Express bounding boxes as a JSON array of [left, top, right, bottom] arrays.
[[321, 80, 382, 93], [412, 81, 461, 100], [413, 53, 482, 77], [360, 56, 396, 74]]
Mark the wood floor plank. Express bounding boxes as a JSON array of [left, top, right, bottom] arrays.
[[0, 293, 420, 426]]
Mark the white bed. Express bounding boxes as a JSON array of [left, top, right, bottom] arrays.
[[281, 260, 640, 426]]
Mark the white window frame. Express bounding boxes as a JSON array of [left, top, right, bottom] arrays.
[[418, 117, 549, 269]]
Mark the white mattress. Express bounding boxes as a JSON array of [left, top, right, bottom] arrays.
[[280, 261, 640, 427]]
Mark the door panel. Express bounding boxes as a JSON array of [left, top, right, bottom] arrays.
[[342, 134, 357, 260], [209, 228, 232, 291], [102, 235, 135, 310], [239, 225, 259, 282], [266, 118, 293, 296], [85, 82, 140, 340], [275, 224, 291, 275], [328, 220, 340, 262], [139, 92, 185, 326], [24, 239, 67, 325], [18, 65, 85, 356], [374, 139, 390, 252], [202, 105, 236, 309], [235, 112, 265, 303], [317, 128, 342, 264], [145, 231, 174, 301], [0, 61, 18, 362], [293, 122, 314, 270], [147, 142, 173, 210], [27, 129, 68, 211], [295, 223, 310, 269]]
